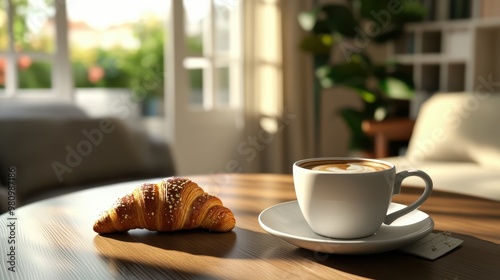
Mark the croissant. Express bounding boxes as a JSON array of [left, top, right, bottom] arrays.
[[93, 177, 236, 234]]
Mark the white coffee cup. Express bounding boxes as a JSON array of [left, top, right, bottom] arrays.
[[293, 157, 433, 239]]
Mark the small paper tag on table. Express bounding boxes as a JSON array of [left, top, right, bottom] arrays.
[[399, 232, 463, 260]]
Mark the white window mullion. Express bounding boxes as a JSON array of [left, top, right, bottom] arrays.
[[1, 0, 71, 99], [5, 0, 16, 97], [230, 0, 243, 109], [183, 57, 210, 69], [16, 52, 54, 61], [203, 0, 215, 110], [4, 55, 16, 97], [54, 0, 72, 100], [178, 0, 242, 111], [169, 0, 188, 110]]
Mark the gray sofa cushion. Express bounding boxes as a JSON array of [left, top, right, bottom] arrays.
[[0, 117, 174, 204], [0, 102, 88, 119]]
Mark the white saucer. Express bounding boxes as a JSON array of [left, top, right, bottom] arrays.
[[258, 201, 434, 254]]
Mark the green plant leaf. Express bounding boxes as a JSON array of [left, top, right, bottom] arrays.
[[349, 52, 373, 67], [358, 0, 389, 20], [339, 107, 373, 151], [355, 87, 378, 103], [374, 105, 388, 121], [299, 34, 334, 54], [321, 4, 358, 38], [379, 76, 414, 99], [359, 0, 425, 24], [315, 62, 368, 88], [357, 0, 424, 44], [313, 54, 330, 68], [393, 1, 426, 23], [312, 20, 331, 34], [298, 7, 330, 34], [339, 79, 378, 104], [372, 65, 389, 80], [371, 25, 403, 43], [298, 8, 320, 32]]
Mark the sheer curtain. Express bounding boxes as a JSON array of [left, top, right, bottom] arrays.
[[241, 0, 315, 174]]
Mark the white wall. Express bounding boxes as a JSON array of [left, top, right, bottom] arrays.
[[319, 87, 364, 156], [74, 88, 141, 120]]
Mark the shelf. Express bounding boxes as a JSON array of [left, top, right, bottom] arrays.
[[399, 64, 414, 78], [445, 28, 472, 59], [474, 27, 500, 89], [420, 0, 437, 21], [390, 0, 500, 114], [393, 54, 445, 64], [446, 63, 466, 91], [475, 17, 500, 28], [421, 64, 440, 92], [449, 0, 472, 20], [394, 32, 415, 54], [405, 20, 471, 31], [422, 31, 442, 53]]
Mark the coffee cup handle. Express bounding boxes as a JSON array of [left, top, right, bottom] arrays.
[[384, 170, 433, 225]]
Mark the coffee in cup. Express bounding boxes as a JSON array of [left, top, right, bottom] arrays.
[[302, 159, 389, 173], [293, 157, 433, 239]]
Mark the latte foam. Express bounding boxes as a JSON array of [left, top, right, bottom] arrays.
[[310, 162, 387, 173]]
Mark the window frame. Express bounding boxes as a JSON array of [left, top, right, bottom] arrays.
[[182, 0, 243, 111], [0, 0, 72, 100], [1, 0, 242, 107]]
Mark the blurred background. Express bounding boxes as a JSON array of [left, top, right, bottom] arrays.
[[2, 0, 500, 208]]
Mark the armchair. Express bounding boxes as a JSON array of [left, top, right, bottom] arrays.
[[381, 93, 500, 201]]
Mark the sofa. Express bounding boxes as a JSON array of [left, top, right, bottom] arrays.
[[0, 102, 176, 213], [383, 92, 500, 201]]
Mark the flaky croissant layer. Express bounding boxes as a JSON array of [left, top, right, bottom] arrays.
[[93, 177, 236, 234]]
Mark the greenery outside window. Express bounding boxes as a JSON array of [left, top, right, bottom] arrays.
[[0, 0, 71, 98]]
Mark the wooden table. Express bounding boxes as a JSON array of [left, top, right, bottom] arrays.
[[1, 174, 499, 279]]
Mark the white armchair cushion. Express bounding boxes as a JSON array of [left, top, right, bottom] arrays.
[[385, 157, 500, 201], [407, 93, 500, 169]]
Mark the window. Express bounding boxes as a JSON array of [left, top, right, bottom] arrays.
[[0, 0, 71, 98], [183, 0, 242, 110], [1, 0, 242, 108], [66, 0, 170, 117], [66, 0, 168, 90]]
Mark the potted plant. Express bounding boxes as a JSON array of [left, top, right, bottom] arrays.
[[298, 0, 426, 152]]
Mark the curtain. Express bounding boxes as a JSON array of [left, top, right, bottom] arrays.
[[241, 0, 315, 174]]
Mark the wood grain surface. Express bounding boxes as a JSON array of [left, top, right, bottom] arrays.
[[1, 173, 499, 279]]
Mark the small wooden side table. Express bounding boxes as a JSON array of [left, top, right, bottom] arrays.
[[362, 118, 416, 158]]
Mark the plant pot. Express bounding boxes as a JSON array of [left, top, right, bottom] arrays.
[[142, 96, 164, 116]]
